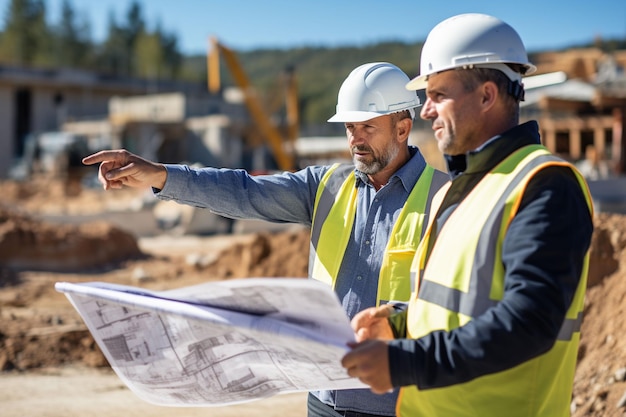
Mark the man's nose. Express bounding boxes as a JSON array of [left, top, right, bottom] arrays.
[[348, 127, 365, 145], [420, 98, 436, 120]]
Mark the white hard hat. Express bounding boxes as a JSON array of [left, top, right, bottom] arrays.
[[328, 62, 420, 123], [406, 13, 537, 91]]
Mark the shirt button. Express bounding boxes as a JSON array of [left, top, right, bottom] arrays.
[[357, 276, 363, 281], [365, 240, 370, 245]]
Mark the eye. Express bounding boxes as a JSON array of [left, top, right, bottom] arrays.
[[364, 124, 376, 131], [428, 92, 445, 103]]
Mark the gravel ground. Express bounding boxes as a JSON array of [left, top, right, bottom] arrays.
[[1, 365, 308, 417]]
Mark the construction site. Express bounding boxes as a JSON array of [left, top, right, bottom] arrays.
[[2, 44, 626, 417]]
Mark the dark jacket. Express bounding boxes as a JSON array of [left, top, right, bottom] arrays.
[[388, 121, 593, 389]]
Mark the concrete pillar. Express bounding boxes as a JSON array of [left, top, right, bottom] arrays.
[[593, 126, 606, 159], [543, 127, 557, 153], [613, 107, 625, 174], [570, 128, 582, 159]]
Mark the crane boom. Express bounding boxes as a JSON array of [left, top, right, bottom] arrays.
[[208, 37, 297, 171]]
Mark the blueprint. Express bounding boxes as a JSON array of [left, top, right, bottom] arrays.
[[55, 278, 366, 407]]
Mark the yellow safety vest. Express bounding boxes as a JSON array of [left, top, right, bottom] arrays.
[[309, 163, 442, 306], [398, 145, 593, 417]]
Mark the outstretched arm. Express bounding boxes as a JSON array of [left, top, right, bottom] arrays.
[[82, 150, 167, 191]]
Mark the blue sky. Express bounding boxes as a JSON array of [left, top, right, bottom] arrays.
[[1, 0, 625, 55]]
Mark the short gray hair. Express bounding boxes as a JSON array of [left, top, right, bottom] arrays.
[[390, 109, 413, 124], [455, 67, 520, 124]]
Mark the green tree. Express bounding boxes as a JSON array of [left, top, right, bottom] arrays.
[[0, 0, 51, 66], [134, 20, 181, 80], [98, 2, 181, 79], [158, 23, 182, 79], [96, 1, 144, 76], [134, 29, 162, 79], [52, 0, 92, 68], [124, 0, 143, 75], [96, 12, 127, 75]]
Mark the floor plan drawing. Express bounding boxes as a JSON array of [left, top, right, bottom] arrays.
[[56, 278, 366, 406]]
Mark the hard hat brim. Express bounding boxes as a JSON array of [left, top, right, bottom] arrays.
[[406, 60, 537, 91], [405, 75, 427, 91], [327, 111, 388, 123]]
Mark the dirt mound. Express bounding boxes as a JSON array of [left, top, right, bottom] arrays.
[[0, 176, 142, 215], [2, 175, 626, 415], [572, 213, 626, 416], [0, 206, 144, 272], [0, 212, 310, 372], [202, 231, 309, 279]]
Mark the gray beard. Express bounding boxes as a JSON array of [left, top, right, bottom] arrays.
[[352, 143, 399, 175], [354, 158, 383, 175]]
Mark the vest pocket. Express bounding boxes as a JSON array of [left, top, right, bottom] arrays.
[[381, 249, 416, 303]]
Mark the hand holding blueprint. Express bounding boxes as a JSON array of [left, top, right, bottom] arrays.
[[55, 278, 366, 407]]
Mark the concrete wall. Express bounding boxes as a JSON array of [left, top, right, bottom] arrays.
[[186, 115, 243, 167], [109, 93, 186, 123], [0, 85, 15, 177], [0, 83, 128, 179], [31, 89, 58, 133]]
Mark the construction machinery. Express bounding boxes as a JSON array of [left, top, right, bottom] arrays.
[[9, 131, 94, 196], [207, 36, 299, 171]]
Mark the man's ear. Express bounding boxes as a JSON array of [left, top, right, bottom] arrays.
[[396, 118, 412, 142], [480, 81, 499, 112]]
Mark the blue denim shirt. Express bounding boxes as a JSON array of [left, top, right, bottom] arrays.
[[157, 147, 429, 416]]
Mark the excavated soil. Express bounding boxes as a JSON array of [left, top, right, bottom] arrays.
[[1, 177, 626, 416]]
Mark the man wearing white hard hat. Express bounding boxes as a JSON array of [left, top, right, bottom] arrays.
[[83, 62, 447, 417], [343, 14, 593, 417]]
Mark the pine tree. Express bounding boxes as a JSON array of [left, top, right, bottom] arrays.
[[0, 0, 51, 66], [52, 0, 92, 68]]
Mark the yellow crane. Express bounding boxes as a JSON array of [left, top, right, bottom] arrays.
[[207, 36, 298, 171]]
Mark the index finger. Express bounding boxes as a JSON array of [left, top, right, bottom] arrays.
[[352, 305, 390, 331], [341, 347, 358, 370], [374, 304, 397, 319], [82, 150, 126, 165]]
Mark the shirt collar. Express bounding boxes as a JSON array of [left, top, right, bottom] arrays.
[[444, 121, 541, 180]]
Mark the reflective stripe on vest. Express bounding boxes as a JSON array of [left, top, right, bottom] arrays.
[[398, 145, 593, 417], [309, 163, 441, 306], [309, 163, 356, 287]]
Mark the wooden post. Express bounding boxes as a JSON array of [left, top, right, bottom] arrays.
[[614, 107, 626, 174], [593, 126, 606, 159], [570, 127, 582, 160], [543, 125, 557, 153]]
